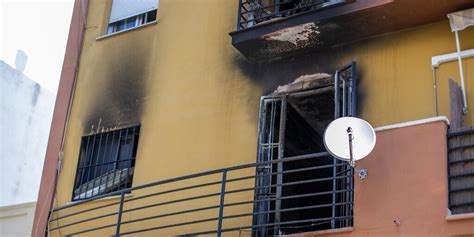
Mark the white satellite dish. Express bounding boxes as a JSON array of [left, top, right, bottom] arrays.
[[324, 117, 376, 167]]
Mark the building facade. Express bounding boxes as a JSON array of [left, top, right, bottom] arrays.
[[0, 57, 55, 236], [35, 0, 474, 236]]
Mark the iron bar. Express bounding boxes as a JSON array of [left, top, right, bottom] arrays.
[[51, 172, 351, 232], [448, 129, 474, 137], [449, 157, 474, 164], [449, 171, 474, 178], [449, 186, 474, 193], [238, 0, 351, 27], [53, 188, 353, 232], [217, 171, 227, 236], [448, 143, 474, 152], [186, 215, 353, 236], [274, 96, 286, 235], [50, 150, 354, 236], [53, 151, 330, 212], [237, 0, 243, 30], [115, 192, 125, 236]]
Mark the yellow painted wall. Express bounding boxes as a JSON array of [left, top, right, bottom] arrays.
[[50, 0, 474, 236]]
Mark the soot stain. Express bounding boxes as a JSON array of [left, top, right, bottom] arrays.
[[83, 42, 151, 134], [233, 45, 368, 120], [233, 48, 339, 95]]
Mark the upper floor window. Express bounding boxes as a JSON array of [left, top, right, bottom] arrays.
[[107, 0, 158, 34], [72, 125, 140, 201]]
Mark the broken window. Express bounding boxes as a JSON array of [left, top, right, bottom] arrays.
[[72, 125, 140, 201], [253, 63, 356, 235], [107, 0, 158, 34]]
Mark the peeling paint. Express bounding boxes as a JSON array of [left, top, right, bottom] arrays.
[[276, 73, 332, 94], [264, 23, 320, 46]]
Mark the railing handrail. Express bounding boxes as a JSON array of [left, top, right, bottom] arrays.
[[49, 150, 355, 236], [52, 151, 329, 212]]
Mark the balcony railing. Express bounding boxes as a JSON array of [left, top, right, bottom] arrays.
[[236, 0, 352, 30], [48, 152, 353, 236], [447, 127, 474, 215]]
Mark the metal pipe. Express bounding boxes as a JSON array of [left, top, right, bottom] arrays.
[[432, 67, 439, 116], [455, 30, 468, 114]]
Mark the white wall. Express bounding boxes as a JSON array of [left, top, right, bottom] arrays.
[[0, 60, 55, 207], [0, 201, 36, 237]]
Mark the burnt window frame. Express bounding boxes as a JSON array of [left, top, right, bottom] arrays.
[[252, 62, 357, 235], [71, 125, 141, 201]]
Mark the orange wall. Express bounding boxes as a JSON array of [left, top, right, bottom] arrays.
[[295, 120, 474, 237]]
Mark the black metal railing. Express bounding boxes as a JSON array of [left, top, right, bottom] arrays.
[[447, 127, 474, 215], [48, 152, 353, 236], [236, 0, 352, 30]]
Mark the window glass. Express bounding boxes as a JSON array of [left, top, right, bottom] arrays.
[[146, 10, 157, 23], [126, 16, 137, 29], [72, 126, 140, 201]]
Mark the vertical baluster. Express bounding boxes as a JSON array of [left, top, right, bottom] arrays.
[[274, 97, 286, 236], [115, 192, 125, 237], [217, 171, 228, 237], [237, 0, 243, 30]]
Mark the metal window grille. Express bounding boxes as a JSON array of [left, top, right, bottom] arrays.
[[72, 125, 140, 201], [236, 0, 353, 30]]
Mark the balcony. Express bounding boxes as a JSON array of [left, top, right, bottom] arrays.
[[48, 152, 353, 236], [230, 0, 474, 61]]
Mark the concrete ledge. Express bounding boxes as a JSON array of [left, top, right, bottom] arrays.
[[0, 201, 36, 211], [446, 212, 474, 221], [285, 227, 354, 236], [375, 116, 449, 132]]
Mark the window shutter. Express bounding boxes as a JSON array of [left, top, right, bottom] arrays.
[[109, 0, 158, 23]]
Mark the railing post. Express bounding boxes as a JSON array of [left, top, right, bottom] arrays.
[[217, 170, 227, 237], [115, 192, 125, 237], [237, 0, 243, 30]]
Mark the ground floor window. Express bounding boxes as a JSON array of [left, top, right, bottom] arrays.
[[72, 125, 140, 201]]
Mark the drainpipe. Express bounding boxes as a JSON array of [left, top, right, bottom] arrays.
[[432, 67, 438, 116], [431, 49, 474, 116]]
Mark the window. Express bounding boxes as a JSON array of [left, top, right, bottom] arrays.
[[253, 63, 356, 235], [107, 0, 158, 34], [72, 126, 140, 201]]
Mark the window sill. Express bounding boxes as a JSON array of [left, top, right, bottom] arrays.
[[284, 227, 353, 236], [67, 193, 133, 206], [446, 213, 474, 221], [96, 20, 158, 41]]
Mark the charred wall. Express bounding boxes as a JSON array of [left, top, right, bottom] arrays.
[[80, 34, 154, 134]]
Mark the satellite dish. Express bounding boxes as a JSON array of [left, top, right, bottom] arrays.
[[324, 117, 376, 166]]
